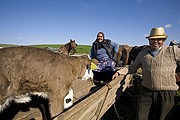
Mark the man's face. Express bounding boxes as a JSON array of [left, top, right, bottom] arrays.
[[97, 33, 104, 42], [149, 38, 165, 50]]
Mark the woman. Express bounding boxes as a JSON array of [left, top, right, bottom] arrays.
[[89, 32, 119, 72]]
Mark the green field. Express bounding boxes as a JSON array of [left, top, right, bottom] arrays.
[[0, 44, 92, 54]]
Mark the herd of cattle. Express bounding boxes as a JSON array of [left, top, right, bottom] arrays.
[[0, 40, 179, 120]]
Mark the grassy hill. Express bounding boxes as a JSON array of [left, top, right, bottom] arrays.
[[0, 44, 91, 54]]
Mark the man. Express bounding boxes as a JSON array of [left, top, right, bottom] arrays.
[[112, 27, 180, 120]]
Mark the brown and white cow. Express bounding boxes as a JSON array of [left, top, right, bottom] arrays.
[[0, 46, 93, 119]]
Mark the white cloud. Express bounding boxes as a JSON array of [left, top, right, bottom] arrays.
[[144, 34, 150, 39], [164, 24, 172, 28], [78, 0, 109, 10], [77, 0, 95, 10], [17, 37, 23, 41], [144, 34, 148, 37]]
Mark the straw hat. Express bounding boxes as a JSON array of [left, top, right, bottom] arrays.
[[146, 27, 168, 39]]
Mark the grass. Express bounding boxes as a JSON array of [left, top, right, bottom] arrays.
[[76, 45, 91, 54], [0, 44, 91, 54], [0, 44, 19, 47]]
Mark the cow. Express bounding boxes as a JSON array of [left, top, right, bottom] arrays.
[[44, 39, 77, 55], [117, 44, 132, 66], [127, 45, 149, 65], [58, 39, 77, 55], [0, 46, 93, 120]]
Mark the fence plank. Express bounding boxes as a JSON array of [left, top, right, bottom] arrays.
[[56, 75, 127, 120]]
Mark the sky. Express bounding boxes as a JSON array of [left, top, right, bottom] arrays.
[[0, 0, 180, 46]]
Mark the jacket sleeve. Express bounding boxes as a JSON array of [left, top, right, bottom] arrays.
[[111, 41, 119, 53], [89, 48, 95, 59]]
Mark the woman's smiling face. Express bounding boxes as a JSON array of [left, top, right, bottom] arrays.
[[97, 33, 104, 43]]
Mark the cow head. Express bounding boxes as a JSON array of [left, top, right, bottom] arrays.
[[76, 55, 94, 80]]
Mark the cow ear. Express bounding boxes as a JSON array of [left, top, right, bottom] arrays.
[[91, 58, 98, 65]]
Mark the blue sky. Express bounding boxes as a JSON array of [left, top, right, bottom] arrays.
[[0, 0, 180, 46]]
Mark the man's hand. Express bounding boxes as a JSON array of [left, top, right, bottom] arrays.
[[112, 71, 120, 80]]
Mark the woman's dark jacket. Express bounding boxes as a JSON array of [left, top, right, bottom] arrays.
[[90, 39, 118, 63]]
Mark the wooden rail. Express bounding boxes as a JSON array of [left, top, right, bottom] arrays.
[[56, 74, 133, 120]]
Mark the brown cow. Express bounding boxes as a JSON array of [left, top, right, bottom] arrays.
[[117, 44, 132, 66], [58, 39, 77, 55], [44, 39, 77, 55], [0, 46, 93, 119], [127, 45, 149, 65]]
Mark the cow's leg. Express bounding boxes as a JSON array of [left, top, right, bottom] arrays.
[[27, 93, 51, 120], [49, 96, 64, 118], [38, 102, 52, 120], [49, 88, 68, 118]]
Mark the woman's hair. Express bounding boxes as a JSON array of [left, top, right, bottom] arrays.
[[97, 32, 105, 38]]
